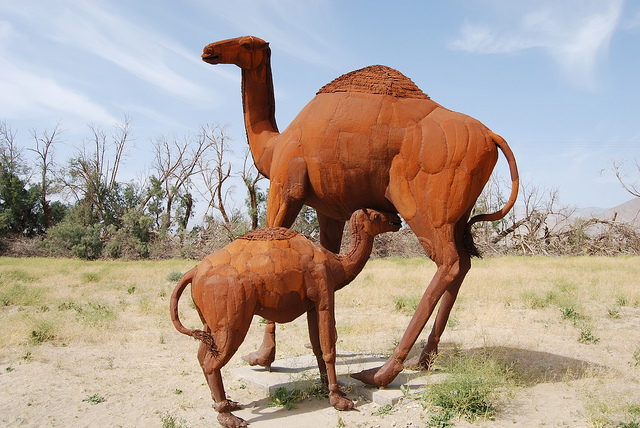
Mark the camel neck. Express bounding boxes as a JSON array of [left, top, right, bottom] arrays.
[[335, 222, 374, 288], [241, 59, 279, 178]]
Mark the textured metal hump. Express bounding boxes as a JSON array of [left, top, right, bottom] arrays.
[[238, 227, 298, 241], [317, 65, 429, 99]]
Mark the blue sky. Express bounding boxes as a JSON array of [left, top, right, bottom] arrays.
[[1, 0, 639, 213]]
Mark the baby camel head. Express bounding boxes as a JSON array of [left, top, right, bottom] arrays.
[[353, 209, 402, 236], [202, 35, 270, 70]]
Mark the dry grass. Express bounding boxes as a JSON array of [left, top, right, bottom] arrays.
[[1, 255, 639, 426]]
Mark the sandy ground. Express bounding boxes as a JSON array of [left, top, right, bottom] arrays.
[[1, 256, 640, 427], [2, 310, 639, 427]]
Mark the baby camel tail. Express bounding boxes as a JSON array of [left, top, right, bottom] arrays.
[[169, 267, 218, 355]]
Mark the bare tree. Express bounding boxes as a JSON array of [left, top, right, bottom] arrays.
[[148, 128, 214, 232], [0, 121, 26, 177], [61, 118, 131, 222], [614, 160, 640, 198], [198, 125, 232, 224], [29, 124, 61, 229]]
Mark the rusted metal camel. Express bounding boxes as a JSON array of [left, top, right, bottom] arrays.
[[170, 209, 401, 427], [201, 36, 519, 387]]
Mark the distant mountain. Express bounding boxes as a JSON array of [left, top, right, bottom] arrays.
[[596, 197, 640, 226]]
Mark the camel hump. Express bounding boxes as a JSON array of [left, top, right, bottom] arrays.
[[238, 227, 298, 241], [317, 65, 429, 99]]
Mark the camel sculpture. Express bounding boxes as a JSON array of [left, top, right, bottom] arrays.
[[170, 209, 401, 427], [201, 36, 519, 387]]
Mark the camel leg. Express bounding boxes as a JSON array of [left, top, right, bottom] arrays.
[[307, 307, 328, 388], [198, 319, 252, 427], [316, 293, 353, 410], [351, 223, 471, 387], [318, 213, 345, 254], [243, 181, 306, 369], [406, 276, 464, 369]]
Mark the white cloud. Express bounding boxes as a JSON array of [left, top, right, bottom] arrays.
[[450, 1, 623, 89], [0, 56, 117, 125], [201, 1, 342, 70], [46, 2, 213, 100]]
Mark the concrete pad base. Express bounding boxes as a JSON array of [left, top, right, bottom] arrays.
[[230, 352, 445, 406]]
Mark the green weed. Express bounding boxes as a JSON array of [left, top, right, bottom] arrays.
[[421, 352, 513, 422], [393, 295, 421, 315], [632, 346, 640, 366], [617, 296, 628, 307], [560, 305, 582, 324], [82, 272, 100, 283], [0, 269, 38, 283], [166, 271, 183, 282], [608, 306, 621, 319], [30, 320, 55, 344], [127, 285, 136, 294], [268, 387, 302, 410], [578, 326, 600, 344], [82, 393, 105, 404], [372, 403, 394, 417], [160, 412, 188, 428], [0, 283, 45, 306], [425, 407, 456, 427], [77, 302, 116, 326]]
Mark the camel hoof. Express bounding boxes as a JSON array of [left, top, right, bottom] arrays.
[[242, 350, 274, 369], [217, 412, 247, 427], [350, 366, 381, 386], [330, 393, 354, 411]]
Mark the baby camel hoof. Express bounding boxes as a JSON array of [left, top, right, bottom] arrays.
[[217, 412, 247, 428], [330, 394, 354, 411], [241, 350, 274, 369]]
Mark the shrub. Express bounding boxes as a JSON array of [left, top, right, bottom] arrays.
[[268, 387, 303, 410], [421, 352, 513, 423], [30, 320, 55, 344]]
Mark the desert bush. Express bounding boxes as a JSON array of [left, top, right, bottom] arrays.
[[421, 351, 514, 424]]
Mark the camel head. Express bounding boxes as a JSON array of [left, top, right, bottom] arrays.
[[353, 209, 402, 236], [202, 36, 270, 70]]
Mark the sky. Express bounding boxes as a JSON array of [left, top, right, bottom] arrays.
[[1, 0, 639, 215]]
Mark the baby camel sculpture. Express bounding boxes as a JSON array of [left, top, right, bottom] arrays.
[[170, 209, 401, 427], [201, 36, 519, 387]]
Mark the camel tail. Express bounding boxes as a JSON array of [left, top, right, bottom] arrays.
[[169, 267, 218, 356], [464, 133, 519, 257], [468, 132, 519, 228]]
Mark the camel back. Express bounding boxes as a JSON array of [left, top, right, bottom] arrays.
[[238, 227, 298, 241], [317, 65, 429, 99]]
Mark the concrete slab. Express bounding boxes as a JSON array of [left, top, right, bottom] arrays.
[[230, 352, 447, 406]]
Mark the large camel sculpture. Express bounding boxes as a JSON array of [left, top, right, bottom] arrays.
[[170, 209, 401, 427], [201, 36, 519, 387]]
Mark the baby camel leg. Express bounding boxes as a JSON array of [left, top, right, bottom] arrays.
[[197, 315, 252, 428], [316, 296, 353, 410], [306, 307, 328, 387]]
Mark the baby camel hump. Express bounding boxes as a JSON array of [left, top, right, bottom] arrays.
[[191, 228, 324, 325]]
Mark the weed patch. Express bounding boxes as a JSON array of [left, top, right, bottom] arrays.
[[372, 403, 394, 417], [578, 326, 600, 344], [82, 272, 101, 283], [393, 295, 420, 315], [160, 412, 188, 428], [0, 283, 46, 307], [82, 393, 105, 404], [421, 352, 513, 423], [268, 387, 303, 410], [166, 271, 183, 282], [30, 319, 56, 344]]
